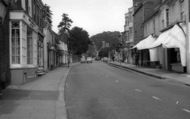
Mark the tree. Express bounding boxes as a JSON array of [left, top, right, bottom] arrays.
[[91, 31, 121, 58], [86, 44, 97, 57], [58, 13, 73, 34], [99, 47, 110, 58], [44, 4, 52, 25], [69, 27, 91, 56], [91, 31, 121, 51]]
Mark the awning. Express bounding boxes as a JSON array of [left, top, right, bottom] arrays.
[[133, 35, 156, 50], [133, 35, 158, 62], [149, 24, 186, 66]]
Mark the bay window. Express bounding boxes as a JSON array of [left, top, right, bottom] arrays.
[[11, 21, 36, 66], [11, 21, 20, 64]]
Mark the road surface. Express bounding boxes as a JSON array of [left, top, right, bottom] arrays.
[[65, 62, 190, 119]]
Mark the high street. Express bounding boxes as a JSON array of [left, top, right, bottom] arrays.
[[65, 62, 190, 119]]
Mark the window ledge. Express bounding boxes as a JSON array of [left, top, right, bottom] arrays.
[[11, 64, 37, 69]]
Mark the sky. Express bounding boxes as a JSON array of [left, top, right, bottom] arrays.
[[42, 0, 133, 36]]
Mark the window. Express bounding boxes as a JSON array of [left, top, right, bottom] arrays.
[[38, 38, 44, 67], [153, 19, 156, 34], [125, 17, 129, 26], [166, 9, 169, 26], [21, 22, 27, 64], [27, 28, 33, 64], [129, 28, 132, 39], [21, 0, 26, 10], [11, 21, 20, 64]]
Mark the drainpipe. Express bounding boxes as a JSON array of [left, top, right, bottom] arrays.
[[185, 0, 190, 73]]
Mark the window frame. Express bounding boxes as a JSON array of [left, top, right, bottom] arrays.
[[11, 21, 21, 64]]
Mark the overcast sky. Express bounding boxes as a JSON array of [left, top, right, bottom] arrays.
[[42, 0, 132, 36]]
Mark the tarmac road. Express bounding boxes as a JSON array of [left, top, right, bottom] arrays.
[[65, 62, 190, 119]]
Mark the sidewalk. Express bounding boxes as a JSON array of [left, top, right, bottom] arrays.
[[0, 65, 72, 119], [109, 62, 190, 86]]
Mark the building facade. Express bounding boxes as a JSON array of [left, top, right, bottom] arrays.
[[43, 25, 57, 71], [124, 7, 134, 64], [142, 0, 187, 72], [9, 0, 45, 85], [47, 30, 57, 70], [57, 33, 69, 66], [133, 0, 162, 66]]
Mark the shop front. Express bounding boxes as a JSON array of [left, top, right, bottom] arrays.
[[149, 24, 186, 72], [133, 35, 159, 67], [9, 12, 39, 85]]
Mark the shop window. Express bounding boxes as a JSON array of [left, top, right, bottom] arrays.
[[168, 48, 180, 64], [11, 21, 20, 64], [27, 28, 33, 64], [166, 9, 169, 27], [22, 22, 27, 64], [175, 48, 181, 63]]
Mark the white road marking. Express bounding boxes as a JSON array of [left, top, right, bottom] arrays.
[[134, 89, 142, 93], [182, 108, 190, 113], [152, 96, 161, 101]]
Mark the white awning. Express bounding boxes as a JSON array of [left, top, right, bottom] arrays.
[[133, 35, 158, 61], [150, 24, 186, 66], [133, 35, 156, 50]]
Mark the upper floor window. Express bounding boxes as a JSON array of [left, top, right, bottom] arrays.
[[21, 0, 26, 10], [166, 9, 169, 26], [125, 17, 129, 26]]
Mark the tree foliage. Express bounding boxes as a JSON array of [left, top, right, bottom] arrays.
[[86, 44, 97, 57], [69, 27, 91, 55], [91, 31, 121, 51], [99, 47, 110, 58], [44, 4, 52, 24], [58, 13, 73, 34], [90, 31, 121, 57]]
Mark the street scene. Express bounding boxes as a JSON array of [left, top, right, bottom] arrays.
[[0, 0, 190, 119]]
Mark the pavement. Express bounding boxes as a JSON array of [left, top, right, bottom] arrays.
[[0, 64, 73, 119], [109, 62, 190, 86]]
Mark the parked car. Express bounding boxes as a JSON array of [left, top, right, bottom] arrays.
[[87, 57, 93, 63], [102, 57, 109, 62], [80, 57, 86, 63]]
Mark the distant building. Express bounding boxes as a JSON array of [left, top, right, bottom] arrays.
[[57, 33, 69, 65]]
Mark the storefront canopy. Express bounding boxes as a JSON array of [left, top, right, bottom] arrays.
[[149, 24, 186, 66], [133, 35, 156, 50], [132, 35, 158, 62]]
